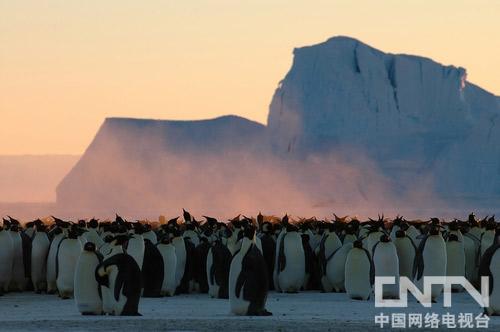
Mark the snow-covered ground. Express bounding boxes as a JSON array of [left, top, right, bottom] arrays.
[[0, 291, 498, 331]]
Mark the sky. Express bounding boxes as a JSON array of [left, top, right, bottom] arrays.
[[1, 0, 499, 155]]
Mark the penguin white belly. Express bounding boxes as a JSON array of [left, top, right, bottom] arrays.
[[31, 234, 50, 292], [373, 243, 399, 298], [228, 248, 249, 315], [206, 248, 219, 298], [46, 234, 64, 293], [56, 239, 82, 298], [278, 233, 305, 293], [463, 236, 479, 284], [345, 249, 372, 300], [418, 238, 446, 301], [367, 232, 383, 254], [326, 243, 352, 292], [84, 229, 104, 248], [74, 253, 102, 314], [394, 238, 415, 278], [487, 250, 500, 315], [127, 236, 145, 270], [172, 238, 186, 288], [0, 232, 14, 292], [158, 244, 177, 296], [9, 232, 25, 291], [106, 265, 128, 316], [481, 232, 495, 258], [446, 242, 465, 291]]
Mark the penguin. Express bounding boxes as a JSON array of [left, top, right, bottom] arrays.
[[463, 230, 481, 286], [413, 225, 447, 303], [373, 234, 400, 299], [142, 225, 158, 244], [171, 231, 187, 293], [393, 230, 416, 279], [8, 224, 26, 291], [480, 222, 496, 258], [229, 225, 271, 316], [156, 236, 177, 297], [316, 225, 342, 292], [95, 249, 142, 316], [193, 237, 210, 293], [446, 234, 466, 292], [276, 222, 305, 293], [259, 222, 276, 291], [345, 239, 374, 300], [46, 227, 64, 294], [141, 238, 164, 297], [127, 225, 145, 271], [182, 237, 196, 293], [301, 233, 315, 290], [206, 240, 231, 299], [56, 228, 83, 299], [100, 235, 126, 314], [30, 224, 50, 293], [325, 239, 352, 292], [0, 222, 14, 294], [75, 242, 103, 315], [479, 228, 500, 316]]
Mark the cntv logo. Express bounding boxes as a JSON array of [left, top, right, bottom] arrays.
[[375, 277, 490, 308]]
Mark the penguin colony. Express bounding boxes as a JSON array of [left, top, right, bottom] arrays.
[[0, 212, 499, 317]]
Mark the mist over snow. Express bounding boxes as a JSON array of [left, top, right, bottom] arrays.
[[57, 36, 500, 220]]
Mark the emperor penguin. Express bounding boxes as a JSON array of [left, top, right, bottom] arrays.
[[75, 242, 103, 315], [31, 224, 50, 293], [479, 228, 500, 316], [171, 230, 187, 293], [258, 221, 276, 291], [206, 240, 231, 299], [446, 234, 466, 292], [156, 236, 177, 297], [325, 238, 352, 292], [141, 238, 164, 297], [393, 230, 416, 279], [276, 221, 305, 293], [413, 225, 447, 303], [480, 220, 497, 258], [100, 235, 126, 315], [316, 225, 342, 292], [373, 234, 400, 299], [95, 248, 142, 316], [345, 239, 374, 300], [229, 225, 271, 316], [0, 222, 14, 294], [46, 227, 65, 294], [193, 237, 211, 293], [8, 224, 26, 291], [463, 229, 481, 286], [127, 224, 145, 271], [56, 228, 83, 298]]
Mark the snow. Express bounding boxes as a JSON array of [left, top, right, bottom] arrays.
[[0, 291, 498, 331]]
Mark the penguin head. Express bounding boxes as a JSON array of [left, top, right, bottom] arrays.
[[353, 240, 363, 249], [379, 234, 391, 243], [160, 236, 171, 245], [78, 220, 86, 228], [429, 226, 441, 236], [243, 225, 256, 240], [447, 234, 460, 242], [112, 235, 129, 246], [286, 223, 299, 233], [37, 224, 48, 233], [84, 242, 96, 252], [395, 230, 406, 238], [133, 223, 146, 235], [88, 218, 99, 229], [10, 224, 19, 232]]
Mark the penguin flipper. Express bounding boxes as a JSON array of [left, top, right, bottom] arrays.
[[362, 248, 375, 286], [413, 236, 428, 281], [235, 270, 246, 299]]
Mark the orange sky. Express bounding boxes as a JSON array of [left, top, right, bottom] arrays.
[[1, 0, 499, 155]]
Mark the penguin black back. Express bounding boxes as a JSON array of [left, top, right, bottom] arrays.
[[142, 239, 164, 297]]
